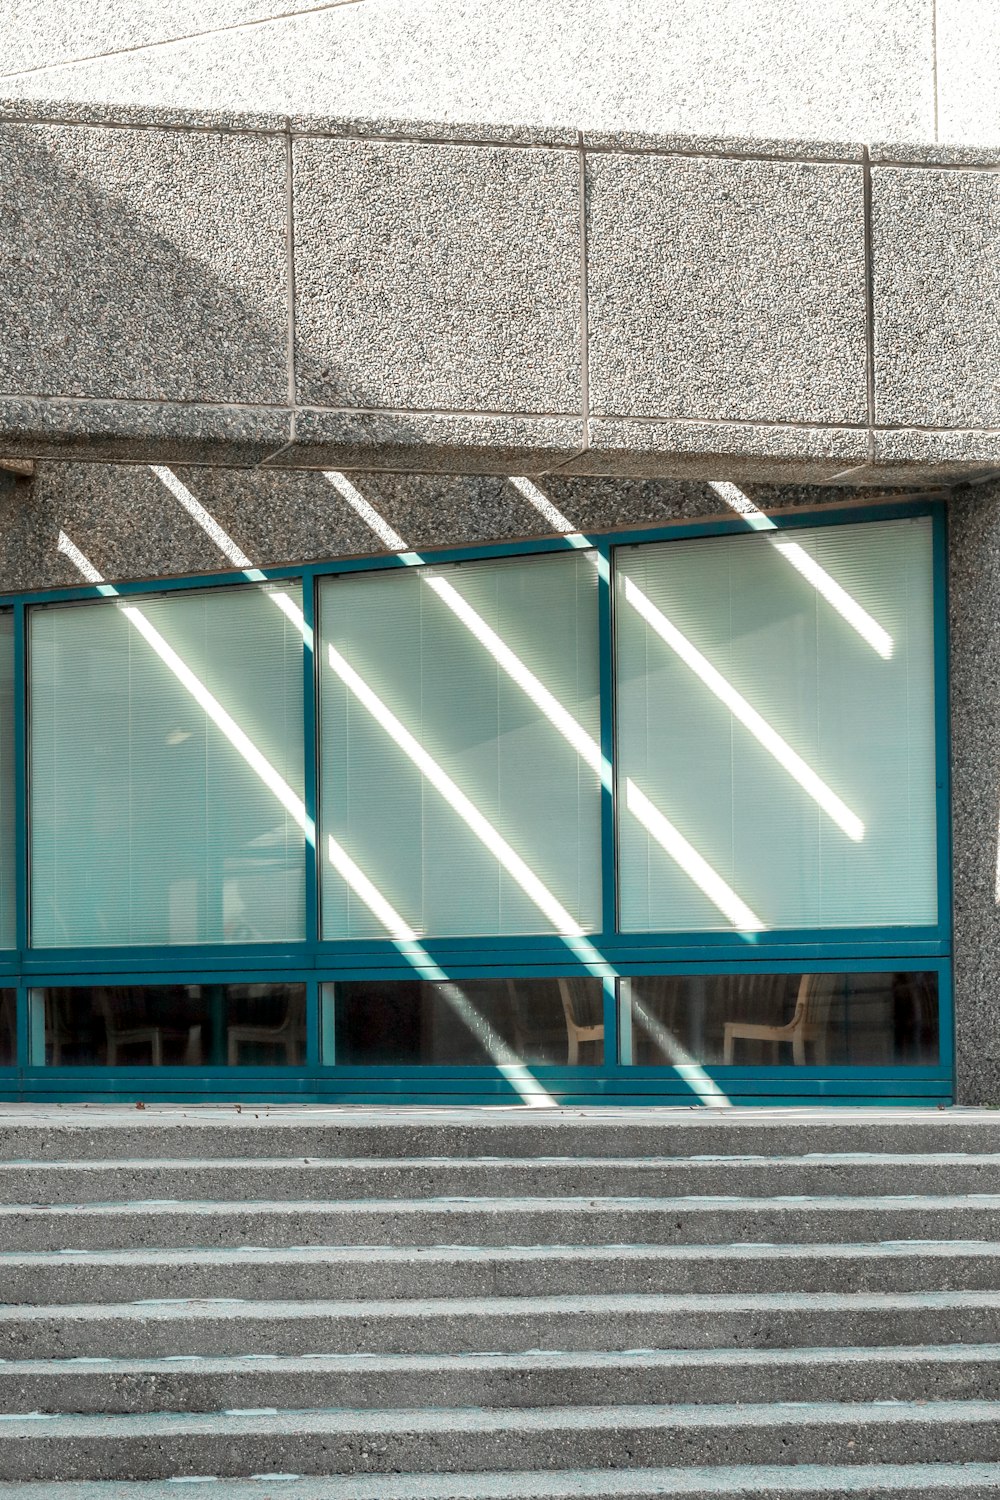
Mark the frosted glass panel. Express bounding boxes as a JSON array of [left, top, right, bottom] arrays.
[[30, 584, 305, 947], [615, 517, 937, 932], [0, 614, 14, 948], [320, 552, 601, 939]]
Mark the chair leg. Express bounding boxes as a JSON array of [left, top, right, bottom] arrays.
[[723, 1030, 735, 1065], [792, 1033, 806, 1066], [567, 1030, 579, 1066], [151, 1031, 163, 1067]]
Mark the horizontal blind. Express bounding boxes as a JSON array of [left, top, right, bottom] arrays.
[[0, 613, 14, 949], [615, 516, 937, 932], [30, 583, 305, 947], [320, 551, 602, 939]]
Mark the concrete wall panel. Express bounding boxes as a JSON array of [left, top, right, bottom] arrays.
[[1, 0, 936, 147], [293, 139, 582, 415], [873, 167, 1000, 428], [0, 123, 288, 406], [586, 154, 868, 426]]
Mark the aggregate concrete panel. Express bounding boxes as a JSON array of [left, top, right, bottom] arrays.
[[280, 411, 584, 472], [948, 479, 1000, 1106], [0, 398, 290, 469], [563, 419, 869, 482], [0, 0, 936, 146], [292, 138, 582, 415], [586, 154, 868, 425], [0, 0, 294, 77], [873, 168, 1000, 428], [936, 0, 1000, 148], [0, 124, 288, 406]]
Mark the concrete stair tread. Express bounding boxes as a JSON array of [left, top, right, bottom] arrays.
[[0, 1468, 998, 1498], [6, 1194, 1000, 1213], [6, 1152, 1000, 1168], [4, 1343, 999, 1374], [2, 1398, 999, 1435], [6, 1290, 1000, 1321]]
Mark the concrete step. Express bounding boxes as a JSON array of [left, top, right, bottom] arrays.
[[4, 1195, 1000, 1252], [1, 1402, 999, 1481], [5, 1154, 1000, 1203], [1, 1107, 1000, 1162], [3, 1239, 998, 1305], [3, 1292, 1000, 1360], [1, 1344, 998, 1414], [0, 1469, 999, 1499]]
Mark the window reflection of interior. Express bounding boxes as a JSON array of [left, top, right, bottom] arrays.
[[40, 984, 306, 1067], [330, 977, 605, 1067], [625, 973, 939, 1068], [0, 990, 14, 1066]]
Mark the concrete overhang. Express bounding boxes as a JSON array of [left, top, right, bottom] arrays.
[[0, 0, 997, 485]]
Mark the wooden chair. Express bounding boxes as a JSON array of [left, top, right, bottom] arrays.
[[558, 977, 604, 1065], [723, 973, 836, 1066], [98, 990, 202, 1067], [227, 989, 305, 1066]]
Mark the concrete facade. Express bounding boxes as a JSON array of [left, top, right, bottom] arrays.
[[0, 0, 996, 1106]]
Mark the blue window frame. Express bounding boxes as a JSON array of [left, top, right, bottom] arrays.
[[0, 497, 952, 1106]]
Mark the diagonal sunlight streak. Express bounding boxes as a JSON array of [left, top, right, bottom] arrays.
[[708, 481, 894, 660], [56, 532, 314, 844], [324, 472, 608, 784], [626, 782, 764, 932], [622, 578, 865, 843], [324, 836, 555, 1106], [627, 989, 732, 1107], [58, 527, 553, 1107], [144, 471, 732, 1106], [326, 640, 584, 936], [323, 472, 758, 939], [513, 475, 866, 843]]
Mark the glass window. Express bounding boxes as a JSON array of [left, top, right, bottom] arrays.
[[615, 517, 937, 932], [38, 983, 306, 1066], [29, 584, 306, 947], [326, 976, 604, 1066], [0, 613, 14, 949], [623, 972, 939, 1068], [319, 552, 602, 939], [0, 989, 14, 1066]]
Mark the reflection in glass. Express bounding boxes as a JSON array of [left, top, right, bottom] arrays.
[[624, 972, 939, 1068], [29, 584, 305, 947], [328, 977, 604, 1066], [0, 990, 14, 1065], [319, 552, 602, 940], [40, 983, 306, 1066]]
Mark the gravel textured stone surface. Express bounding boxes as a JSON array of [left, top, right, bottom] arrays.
[[586, 154, 868, 425], [873, 169, 1000, 428], [293, 138, 582, 414], [0, 124, 288, 405]]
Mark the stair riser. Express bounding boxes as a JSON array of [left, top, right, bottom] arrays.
[[4, 1306, 999, 1359], [0, 1482, 998, 1500], [5, 1122, 1000, 1161], [5, 1251, 999, 1304], [5, 1204, 1000, 1251], [3, 1357, 998, 1414], [3, 1418, 1000, 1481], [5, 1163, 1000, 1201]]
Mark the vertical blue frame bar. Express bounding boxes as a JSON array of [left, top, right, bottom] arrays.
[[595, 540, 619, 1065], [12, 603, 29, 1069], [301, 571, 320, 1065]]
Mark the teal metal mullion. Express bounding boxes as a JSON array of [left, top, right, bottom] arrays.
[[596, 540, 620, 1067], [301, 572, 321, 1074], [13, 602, 27, 958]]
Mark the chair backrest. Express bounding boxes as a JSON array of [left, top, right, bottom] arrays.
[[791, 973, 838, 1029]]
